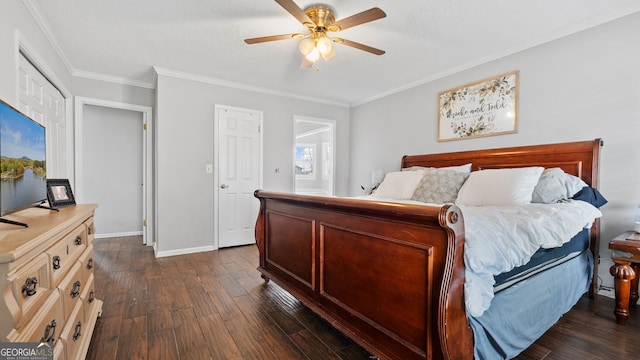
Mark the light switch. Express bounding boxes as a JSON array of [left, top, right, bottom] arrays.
[[206, 164, 213, 173]]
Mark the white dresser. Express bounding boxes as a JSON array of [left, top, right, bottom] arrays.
[[0, 204, 102, 360]]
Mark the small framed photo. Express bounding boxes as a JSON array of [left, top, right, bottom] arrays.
[[46, 179, 76, 208]]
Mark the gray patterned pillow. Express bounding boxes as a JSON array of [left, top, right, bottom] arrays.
[[410, 168, 469, 204]]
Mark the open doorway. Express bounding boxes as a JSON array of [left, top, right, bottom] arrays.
[[294, 116, 335, 196], [75, 97, 153, 245]]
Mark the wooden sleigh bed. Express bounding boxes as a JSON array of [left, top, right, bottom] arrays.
[[254, 139, 603, 360]]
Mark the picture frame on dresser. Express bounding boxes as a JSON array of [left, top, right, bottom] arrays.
[[46, 179, 76, 208]]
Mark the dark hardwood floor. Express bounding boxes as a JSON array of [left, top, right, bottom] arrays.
[[86, 236, 640, 360]]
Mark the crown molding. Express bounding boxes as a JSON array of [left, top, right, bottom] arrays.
[[73, 70, 155, 89], [21, 0, 75, 76], [153, 66, 349, 108]]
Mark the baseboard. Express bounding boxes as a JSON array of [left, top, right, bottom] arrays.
[[95, 231, 143, 239], [154, 245, 216, 258], [597, 287, 615, 299]]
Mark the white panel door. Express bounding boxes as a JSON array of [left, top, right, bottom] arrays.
[[216, 106, 262, 248], [45, 87, 66, 177], [17, 54, 66, 178]]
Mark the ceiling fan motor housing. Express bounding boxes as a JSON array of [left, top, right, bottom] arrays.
[[304, 6, 339, 33]]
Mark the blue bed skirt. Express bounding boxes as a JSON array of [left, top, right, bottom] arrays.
[[494, 229, 589, 291], [468, 250, 594, 359]]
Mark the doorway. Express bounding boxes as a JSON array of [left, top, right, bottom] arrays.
[[294, 116, 335, 196], [74, 97, 153, 245]]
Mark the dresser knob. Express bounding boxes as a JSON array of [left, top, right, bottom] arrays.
[[74, 236, 82, 246], [88, 290, 95, 303], [52, 256, 61, 270], [21, 277, 38, 297], [70, 280, 81, 298], [40, 319, 57, 346], [87, 258, 94, 270]]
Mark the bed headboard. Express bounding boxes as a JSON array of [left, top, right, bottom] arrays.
[[401, 138, 603, 188]]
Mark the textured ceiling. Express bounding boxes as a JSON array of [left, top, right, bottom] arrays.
[[26, 0, 640, 105]]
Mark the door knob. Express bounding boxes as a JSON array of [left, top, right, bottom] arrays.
[[220, 184, 229, 189]]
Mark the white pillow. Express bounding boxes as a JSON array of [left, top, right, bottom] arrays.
[[532, 168, 588, 204], [455, 167, 544, 206], [372, 170, 425, 200], [403, 163, 472, 174]]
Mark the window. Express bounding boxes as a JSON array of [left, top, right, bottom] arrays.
[[295, 143, 316, 179]]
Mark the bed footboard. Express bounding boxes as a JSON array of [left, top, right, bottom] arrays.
[[254, 191, 473, 360]]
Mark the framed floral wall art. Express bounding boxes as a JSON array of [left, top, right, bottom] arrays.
[[438, 71, 518, 142]]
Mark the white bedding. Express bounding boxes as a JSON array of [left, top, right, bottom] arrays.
[[459, 201, 601, 317], [360, 196, 602, 317]]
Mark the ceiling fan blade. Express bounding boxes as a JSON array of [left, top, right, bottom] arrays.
[[244, 34, 296, 44], [300, 57, 314, 69], [335, 38, 385, 55], [274, 0, 313, 25], [332, 8, 386, 31]]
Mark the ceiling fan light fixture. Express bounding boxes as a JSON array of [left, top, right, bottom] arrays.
[[316, 37, 332, 54], [298, 37, 315, 55], [321, 44, 335, 61], [305, 47, 321, 62], [299, 35, 333, 64]]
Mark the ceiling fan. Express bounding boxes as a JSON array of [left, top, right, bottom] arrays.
[[244, 0, 387, 69]]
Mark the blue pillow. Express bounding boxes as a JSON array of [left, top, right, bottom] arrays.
[[572, 186, 608, 208]]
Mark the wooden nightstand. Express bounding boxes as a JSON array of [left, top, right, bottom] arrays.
[[609, 231, 640, 324]]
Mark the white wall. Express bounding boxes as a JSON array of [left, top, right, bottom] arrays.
[[155, 71, 350, 255], [349, 12, 640, 291]]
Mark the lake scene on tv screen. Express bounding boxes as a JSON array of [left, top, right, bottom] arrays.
[[0, 103, 46, 214]]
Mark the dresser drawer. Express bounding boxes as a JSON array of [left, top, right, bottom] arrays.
[[5, 253, 51, 330], [47, 225, 87, 286], [78, 245, 95, 286], [54, 338, 66, 360], [80, 273, 97, 321], [60, 301, 86, 360], [6, 290, 64, 345], [57, 262, 83, 321]]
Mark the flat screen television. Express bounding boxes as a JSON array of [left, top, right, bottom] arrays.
[[0, 98, 46, 226]]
